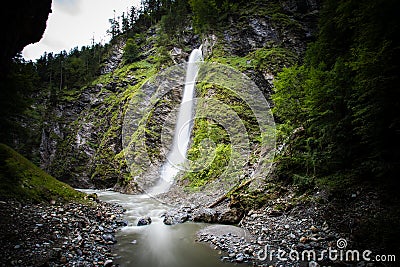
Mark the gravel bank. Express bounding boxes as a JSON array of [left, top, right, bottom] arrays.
[[0, 199, 126, 267], [194, 189, 389, 267]]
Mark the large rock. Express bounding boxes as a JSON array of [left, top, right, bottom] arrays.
[[163, 210, 189, 225], [218, 208, 244, 224], [169, 47, 189, 64], [137, 216, 152, 226], [192, 208, 218, 223]]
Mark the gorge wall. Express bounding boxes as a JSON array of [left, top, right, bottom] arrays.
[[37, 0, 320, 191]]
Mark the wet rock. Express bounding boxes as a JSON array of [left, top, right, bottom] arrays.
[[115, 219, 128, 226], [192, 208, 218, 223], [170, 47, 189, 64], [87, 193, 99, 202], [137, 216, 152, 226], [163, 211, 189, 225], [236, 254, 245, 263], [267, 210, 283, 217], [202, 34, 217, 58], [60, 256, 67, 263]]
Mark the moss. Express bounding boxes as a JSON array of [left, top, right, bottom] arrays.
[[82, 59, 159, 186], [315, 173, 356, 192], [213, 56, 252, 71], [59, 87, 84, 102], [210, 46, 298, 76], [44, 57, 160, 187], [0, 143, 86, 202], [249, 47, 298, 74], [228, 182, 285, 211], [178, 76, 266, 190], [182, 142, 232, 189]]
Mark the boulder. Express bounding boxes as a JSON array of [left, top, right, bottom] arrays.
[[192, 208, 218, 223], [137, 216, 152, 226], [218, 208, 244, 224], [163, 211, 189, 225]]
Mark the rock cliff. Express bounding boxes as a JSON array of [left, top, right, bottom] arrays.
[[38, 0, 319, 191]]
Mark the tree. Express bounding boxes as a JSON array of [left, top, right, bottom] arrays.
[[107, 10, 121, 39], [189, 0, 219, 33], [160, 0, 189, 38], [123, 38, 140, 63], [272, 0, 400, 187], [121, 12, 130, 33]]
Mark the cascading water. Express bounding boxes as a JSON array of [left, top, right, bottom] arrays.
[[149, 46, 203, 195], [77, 47, 246, 267]]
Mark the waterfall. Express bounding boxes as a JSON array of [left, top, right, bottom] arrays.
[[149, 46, 203, 195]]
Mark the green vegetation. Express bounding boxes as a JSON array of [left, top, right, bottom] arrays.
[[0, 143, 85, 202], [189, 0, 221, 33], [250, 47, 298, 74], [180, 80, 262, 190], [0, 57, 42, 162], [212, 46, 298, 74], [123, 38, 140, 63], [272, 0, 400, 192], [0, 44, 109, 165], [189, 0, 301, 35], [44, 58, 158, 187]]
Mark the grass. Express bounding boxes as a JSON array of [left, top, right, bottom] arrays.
[[0, 143, 86, 203]]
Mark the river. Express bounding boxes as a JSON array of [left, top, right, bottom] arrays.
[[80, 189, 239, 267]]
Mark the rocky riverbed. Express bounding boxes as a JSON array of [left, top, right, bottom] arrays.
[[196, 203, 346, 266], [161, 192, 348, 266], [0, 198, 125, 267], [158, 186, 389, 267]]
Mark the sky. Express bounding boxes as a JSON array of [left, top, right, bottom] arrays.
[[22, 0, 141, 61]]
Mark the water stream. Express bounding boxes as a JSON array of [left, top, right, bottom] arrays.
[[81, 189, 236, 267]]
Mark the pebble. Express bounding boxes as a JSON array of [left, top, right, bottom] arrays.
[[236, 254, 244, 262], [104, 259, 113, 267], [299, 236, 308, 243]]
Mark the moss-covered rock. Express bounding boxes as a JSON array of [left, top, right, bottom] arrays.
[[0, 143, 85, 202]]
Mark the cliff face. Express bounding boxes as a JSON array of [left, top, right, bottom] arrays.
[[40, 40, 130, 189], [38, 0, 319, 191]]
